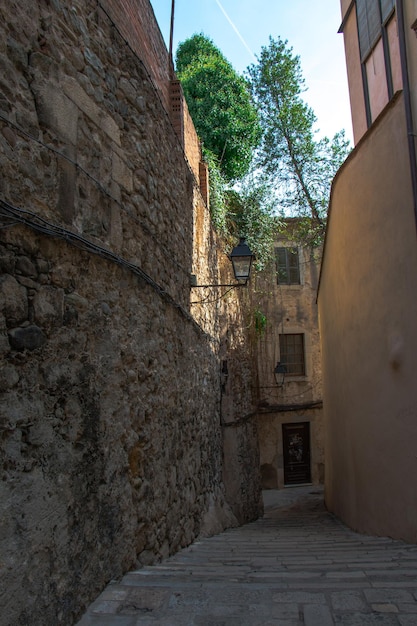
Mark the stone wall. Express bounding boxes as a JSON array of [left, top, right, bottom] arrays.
[[101, 0, 174, 116], [0, 1, 261, 624]]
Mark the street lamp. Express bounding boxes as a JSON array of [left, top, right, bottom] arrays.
[[190, 237, 255, 288], [229, 237, 254, 284]]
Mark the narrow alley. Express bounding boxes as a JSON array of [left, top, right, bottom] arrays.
[[77, 487, 417, 625]]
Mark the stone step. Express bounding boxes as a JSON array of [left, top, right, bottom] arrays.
[[77, 487, 417, 626]]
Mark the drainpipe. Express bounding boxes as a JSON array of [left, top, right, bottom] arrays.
[[396, 0, 417, 232]]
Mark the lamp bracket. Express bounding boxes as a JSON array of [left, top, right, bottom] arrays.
[[189, 274, 247, 288], [190, 283, 248, 288]]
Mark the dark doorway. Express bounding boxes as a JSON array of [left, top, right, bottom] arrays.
[[282, 422, 311, 485]]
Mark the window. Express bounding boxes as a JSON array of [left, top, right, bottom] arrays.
[[279, 333, 305, 377], [276, 247, 300, 285], [355, 0, 398, 126], [356, 0, 395, 60]]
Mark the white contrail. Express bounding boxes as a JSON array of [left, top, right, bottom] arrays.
[[214, 0, 256, 62]]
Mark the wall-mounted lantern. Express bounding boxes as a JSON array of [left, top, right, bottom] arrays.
[[274, 361, 287, 386], [229, 237, 254, 284], [190, 237, 255, 288]]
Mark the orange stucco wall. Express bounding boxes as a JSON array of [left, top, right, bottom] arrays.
[[365, 38, 389, 122], [318, 94, 417, 542], [388, 14, 402, 94], [341, 2, 404, 145]]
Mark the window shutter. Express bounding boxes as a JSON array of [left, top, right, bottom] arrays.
[[276, 247, 288, 284], [381, 0, 395, 23], [276, 247, 300, 285], [357, 0, 381, 60], [288, 249, 300, 284]]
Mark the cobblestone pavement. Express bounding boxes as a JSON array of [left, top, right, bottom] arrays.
[[77, 486, 417, 625]]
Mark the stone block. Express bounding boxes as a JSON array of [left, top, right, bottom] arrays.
[[330, 591, 367, 611], [112, 152, 133, 192], [8, 324, 46, 351], [118, 77, 137, 105], [7, 37, 28, 72], [16, 256, 37, 277], [110, 202, 123, 249], [0, 364, 19, 391], [33, 285, 64, 328], [2, 126, 16, 147], [57, 157, 76, 223], [371, 604, 399, 613], [0, 251, 15, 273], [304, 605, 334, 626], [64, 292, 89, 310], [83, 47, 104, 76], [62, 76, 121, 145], [273, 592, 325, 604], [364, 590, 415, 603], [0, 274, 28, 326], [0, 333, 10, 354], [138, 550, 156, 566], [31, 78, 78, 145]]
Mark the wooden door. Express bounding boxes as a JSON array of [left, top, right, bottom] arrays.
[[282, 422, 311, 485]]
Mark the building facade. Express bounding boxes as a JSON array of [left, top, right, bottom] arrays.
[[318, 0, 417, 542], [255, 230, 324, 490]]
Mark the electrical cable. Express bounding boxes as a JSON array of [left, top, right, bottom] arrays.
[[0, 4, 237, 304], [258, 400, 323, 414], [222, 398, 323, 428], [0, 198, 211, 335], [0, 112, 190, 279], [190, 285, 235, 305]]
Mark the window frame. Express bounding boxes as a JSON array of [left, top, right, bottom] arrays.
[[355, 0, 396, 127], [276, 247, 301, 286], [279, 333, 306, 378], [356, 0, 395, 61]]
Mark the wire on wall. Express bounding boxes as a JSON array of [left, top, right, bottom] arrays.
[[190, 286, 235, 305], [0, 112, 189, 279], [0, 199, 208, 335]]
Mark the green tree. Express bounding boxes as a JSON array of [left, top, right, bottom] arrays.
[[247, 36, 350, 243], [176, 34, 261, 182], [225, 181, 278, 270]]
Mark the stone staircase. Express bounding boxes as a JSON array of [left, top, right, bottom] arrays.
[[77, 486, 417, 625]]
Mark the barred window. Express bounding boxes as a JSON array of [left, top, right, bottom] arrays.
[[279, 333, 305, 377]]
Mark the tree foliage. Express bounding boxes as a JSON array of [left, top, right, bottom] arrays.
[[247, 36, 350, 244], [201, 146, 228, 235], [175, 34, 350, 261], [176, 34, 261, 182], [225, 181, 278, 270]]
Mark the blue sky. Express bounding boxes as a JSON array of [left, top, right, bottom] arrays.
[[149, 0, 353, 143]]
